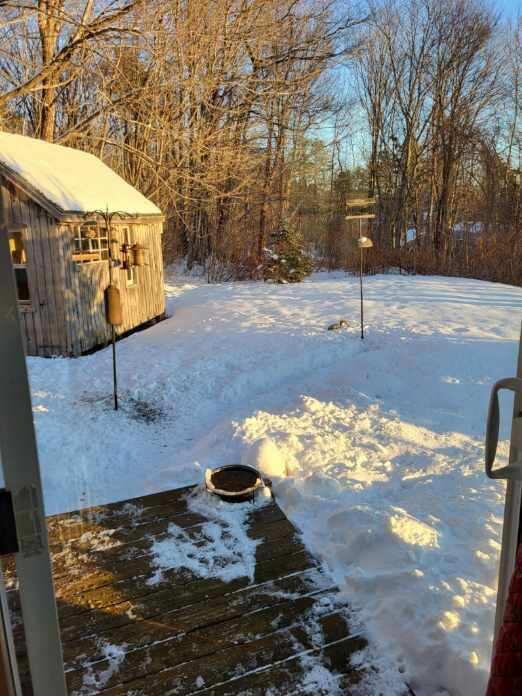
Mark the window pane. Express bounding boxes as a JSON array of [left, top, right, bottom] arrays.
[[73, 224, 107, 263], [15, 268, 30, 302], [9, 232, 26, 264]]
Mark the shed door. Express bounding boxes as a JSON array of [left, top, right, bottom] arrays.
[[5, 225, 39, 354]]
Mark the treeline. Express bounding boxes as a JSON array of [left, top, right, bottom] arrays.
[[339, 0, 521, 284], [0, 0, 356, 278], [0, 1, 520, 284]]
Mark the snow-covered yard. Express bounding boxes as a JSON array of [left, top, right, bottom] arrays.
[[24, 271, 522, 696]]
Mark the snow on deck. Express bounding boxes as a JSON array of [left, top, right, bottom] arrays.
[[0, 131, 161, 215], [19, 271, 522, 695], [4, 485, 385, 695]]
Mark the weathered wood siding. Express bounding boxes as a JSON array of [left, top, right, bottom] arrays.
[[63, 222, 165, 355], [1, 177, 68, 357], [1, 174, 165, 357]]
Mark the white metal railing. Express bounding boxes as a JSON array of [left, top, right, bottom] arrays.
[[485, 325, 522, 640]]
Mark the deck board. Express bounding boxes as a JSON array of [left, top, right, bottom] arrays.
[[4, 485, 384, 695]]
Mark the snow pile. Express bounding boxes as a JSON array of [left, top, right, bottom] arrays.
[[235, 392, 505, 696], [77, 529, 123, 552], [147, 486, 263, 585], [23, 272, 522, 695], [293, 597, 349, 695], [0, 131, 161, 215], [74, 641, 127, 695], [120, 502, 145, 521], [240, 437, 289, 478], [300, 661, 342, 694]]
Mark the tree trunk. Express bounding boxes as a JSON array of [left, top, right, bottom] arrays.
[[37, 0, 63, 141]]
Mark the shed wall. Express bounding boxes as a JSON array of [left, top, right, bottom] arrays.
[[1, 177, 68, 356], [1, 175, 165, 357], [62, 222, 165, 355]]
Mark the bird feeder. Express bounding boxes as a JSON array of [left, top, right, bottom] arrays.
[[105, 284, 122, 326], [131, 244, 146, 267], [120, 243, 146, 269], [345, 198, 376, 341]]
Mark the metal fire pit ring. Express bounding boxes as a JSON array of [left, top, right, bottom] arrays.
[[205, 464, 268, 503]]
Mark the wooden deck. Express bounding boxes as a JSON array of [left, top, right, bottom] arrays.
[[4, 486, 374, 695]]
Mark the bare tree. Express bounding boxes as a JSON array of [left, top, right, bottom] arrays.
[[0, 1, 143, 141]]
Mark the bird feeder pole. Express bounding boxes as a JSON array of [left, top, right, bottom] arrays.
[[345, 200, 375, 341], [84, 208, 137, 411], [360, 227, 364, 339], [357, 235, 373, 339], [108, 242, 118, 411]]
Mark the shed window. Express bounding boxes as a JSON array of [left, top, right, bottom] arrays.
[[8, 231, 30, 303], [123, 227, 136, 286], [72, 224, 109, 263]]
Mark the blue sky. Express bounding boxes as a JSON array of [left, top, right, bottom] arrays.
[[495, 0, 520, 17]]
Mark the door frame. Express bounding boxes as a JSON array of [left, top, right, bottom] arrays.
[[493, 326, 522, 638], [0, 566, 22, 696], [0, 226, 67, 696]]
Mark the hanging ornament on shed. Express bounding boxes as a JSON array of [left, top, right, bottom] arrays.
[[105, 284, 122, 326], [131, 244, 146, 267], [121, 253, 132, 271]]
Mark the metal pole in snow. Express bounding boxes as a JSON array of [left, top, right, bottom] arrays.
[[111, 326, 118, 411], [106, 208, 118, 411], [360, 245, 364, 340], [85, 207, 137, 412], [346, 207, 374, 341], [359, 217, 364, 340], [356, 229, 373, 341]]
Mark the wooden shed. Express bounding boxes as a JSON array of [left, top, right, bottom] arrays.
[[0, 132, 165, 357]]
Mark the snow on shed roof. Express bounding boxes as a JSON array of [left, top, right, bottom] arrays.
[[0, 131, 161, 217]]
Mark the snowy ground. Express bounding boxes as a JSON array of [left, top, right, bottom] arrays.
[[20, 270, 522, 695]]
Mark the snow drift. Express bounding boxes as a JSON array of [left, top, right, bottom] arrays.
[[18, 270, 522, 695]]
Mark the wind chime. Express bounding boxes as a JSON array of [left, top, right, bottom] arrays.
[[84, 209, 147, 410]]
